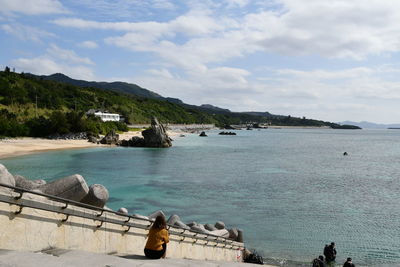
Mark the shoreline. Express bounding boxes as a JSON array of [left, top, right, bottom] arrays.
[[0, 130, 182, 160]]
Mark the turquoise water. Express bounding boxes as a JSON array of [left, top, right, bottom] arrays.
[[2, 129, 400, 266]]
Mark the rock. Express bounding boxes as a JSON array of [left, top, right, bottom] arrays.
[[142, 117, 172, 148], [14, 175, 46, 190], [0, 164, 16, 190], [204, 223, 217, 231], [209, 229, 230, 238], [80, 184, 109, 208], [186, 221, 197, 227], [228, 228, 239, 240], [199, 131, 207, 137], [117, 207, 128, 214], [100, 129, 119, 145], [219, 131, 236, 135], [88, 136, 98, 143], [130, 136, 145, 147], [167, 214, 181, 225], [38, 174, 89, 202], [148, 210, 166, 220], [215, 221, 226, 229], [132, 214, 150, 220], [237, 228, 244, 242], [174, 220, 190, 230]]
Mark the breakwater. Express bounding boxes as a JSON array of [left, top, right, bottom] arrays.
[[0, 164, 244, 262]]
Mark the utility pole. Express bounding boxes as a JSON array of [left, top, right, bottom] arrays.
[[34, 87, 38, 118]]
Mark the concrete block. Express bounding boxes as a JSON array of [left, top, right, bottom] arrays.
[[148, 210, 165, 220], [215, 221, 225, 229], [204, 223, 217, 231], [228, 228, 239, 240], [209, 229, 230, 238], [80, 184, 109, 208], [0, 164, 15, 191], [190, 225, 210, 235], [167, 214, 181, 225], [174, 220, 190, 230], [39, 174, 89, 202], [14, 175, 46, 190], [132, 214, 149, 220], [117, 207, 128, 214], [236, 228, 244, 242], [186, 221, 197, 227]]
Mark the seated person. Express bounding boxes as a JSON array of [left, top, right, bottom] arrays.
[[144, 215, 169, 259]]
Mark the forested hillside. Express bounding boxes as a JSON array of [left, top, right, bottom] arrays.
[[0, 68, 359, 137]]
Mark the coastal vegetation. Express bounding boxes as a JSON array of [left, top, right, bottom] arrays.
[[0, 69, 359, 137]]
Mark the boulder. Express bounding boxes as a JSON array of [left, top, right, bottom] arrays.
[[199, 131, 207, 137], [142, 117, 172, 148], [80, 184, 109, 208], [117, 207, 128, 214], [237, 228, 244, 242], [14, 175, 46, 190], [100, 129, 119, 145], [228, 228, 239, 240], [174, 220, 190, 230], [209, 229, 230, 238], [130, 136, 145, 147], [148, 210, 166, 220], [38, 174, 89, 202], [167, 214, 181, 225], [215, 221, 226, 229], [0, 164, 16, 190], [88, 136, 98, 143], [204, 223, 217, 231]]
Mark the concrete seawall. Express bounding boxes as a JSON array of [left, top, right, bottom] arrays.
[[0, 190, 244, 262]]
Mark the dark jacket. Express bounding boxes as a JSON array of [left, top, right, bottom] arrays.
[[343, 261, 355, 267], [324, 245, 337, 262]]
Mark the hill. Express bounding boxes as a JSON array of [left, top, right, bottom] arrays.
[[0, 69, 360, 137], [340, 121, 400, 129]]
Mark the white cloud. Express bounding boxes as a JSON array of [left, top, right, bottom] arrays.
[[47, 44, 94, 65], [0, 0, 67, 16], [11, 56, 95, 80], [78, 40, 98, 49], [11, 44, 95, 80], [1, 23, 55, 42]]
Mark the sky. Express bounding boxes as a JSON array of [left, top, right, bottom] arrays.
[[1, 0, 400, 123]]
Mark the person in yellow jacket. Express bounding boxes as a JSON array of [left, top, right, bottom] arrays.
[[144, 215, 169, 259]]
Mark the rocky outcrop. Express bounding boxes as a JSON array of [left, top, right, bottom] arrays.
[[142, 117, 172, 148], [199, 131, 207, 137], [100, 129, 119, 145], [119, 117, 172, 148], [219, 131, 236, 135]]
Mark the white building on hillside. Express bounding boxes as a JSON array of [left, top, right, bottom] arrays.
[[87, 109, 121, 122]]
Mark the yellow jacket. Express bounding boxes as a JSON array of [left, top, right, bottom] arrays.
[[145, 228, 169, 251]]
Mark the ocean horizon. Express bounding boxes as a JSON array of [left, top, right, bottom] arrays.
[[2, 128, 400, 266]]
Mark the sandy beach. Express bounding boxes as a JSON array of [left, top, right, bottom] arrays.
[[0, 130, 182, 159]]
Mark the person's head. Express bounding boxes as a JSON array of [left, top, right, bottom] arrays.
[[347, 257, 352, 262], [151, 215, 167, 230], [331, 242, 335, 247], [318, 255, 324, 261]]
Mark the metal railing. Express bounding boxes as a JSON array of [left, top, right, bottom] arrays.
[[0, 183, 243, 250]]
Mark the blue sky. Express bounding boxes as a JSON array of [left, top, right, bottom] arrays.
[[2, 0, 400, 123]]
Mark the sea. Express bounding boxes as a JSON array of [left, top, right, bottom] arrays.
[[2, 128, 400, 266]]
